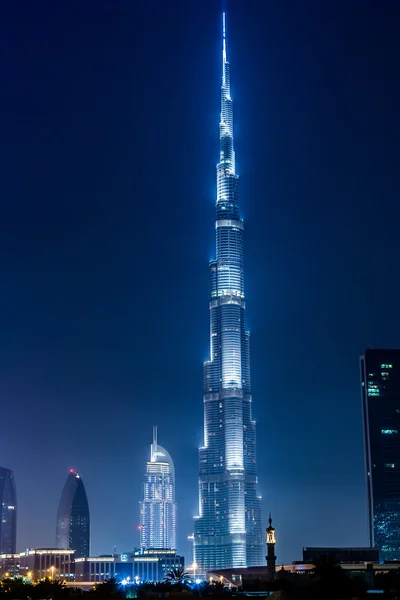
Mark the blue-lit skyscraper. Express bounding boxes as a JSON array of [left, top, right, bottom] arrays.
[[361, 349, 400, 561], [140, 427, 177, 550], [0, 467, 17, 554], [193, 13, 263, 571], [56, 470, 90, 558]]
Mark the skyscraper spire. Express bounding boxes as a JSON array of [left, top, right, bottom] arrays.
[[222, 12, 227, 75], [151, 425, 158, 461], [193, 12, 263, 572]]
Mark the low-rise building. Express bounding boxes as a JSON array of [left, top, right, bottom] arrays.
[[75, 549, 184, 584], [0, 554, 20, 578], [302, 546, 379, 564], [18, 548, 75, 580]]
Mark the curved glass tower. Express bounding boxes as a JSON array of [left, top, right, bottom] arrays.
[[56, 470, 90, 558], [193, 13, 263, 571], [0, 467, 17, 554], [140, 427, 177, 550]]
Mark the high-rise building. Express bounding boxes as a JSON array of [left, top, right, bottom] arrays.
[[56, 470, 90, 558], [0, 468, 17, 554], [140, 427, 177, 550], [361, 349, 400, 561], [193, 13, 263, 571]]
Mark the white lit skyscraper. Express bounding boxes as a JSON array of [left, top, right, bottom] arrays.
[[193, 13, 263, 571], [140, 427, 177, 550]]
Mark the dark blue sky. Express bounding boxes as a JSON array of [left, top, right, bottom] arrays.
[[1, 0, 400, 564]]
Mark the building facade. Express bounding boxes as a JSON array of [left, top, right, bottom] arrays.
[[0, 554, 20, 578], [56, 471, 90, 558], [0, 468, 17, 554], [18, 549, 75, 581], [361, 349, 400, 560], [193, 13, 263, 571], [75, 549, 184, 583], [140, 427, 177, 550]]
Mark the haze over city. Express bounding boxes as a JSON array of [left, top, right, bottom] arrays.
[[1, 0, 400, 566]]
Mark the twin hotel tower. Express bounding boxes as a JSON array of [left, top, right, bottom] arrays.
[[0, 12, 399, 584]]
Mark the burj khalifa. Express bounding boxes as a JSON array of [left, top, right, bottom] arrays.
[[193, 13, 263, 571]]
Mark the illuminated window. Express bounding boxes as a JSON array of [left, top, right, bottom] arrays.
[[381, 372, 389, 377], [385, 463, 395, 468], [381, 364, 393, 369], [382, 430, 398, 435]]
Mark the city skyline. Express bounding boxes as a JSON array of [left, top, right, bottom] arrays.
[[1, 0, 400, 564], [193, 12, 263, 570]]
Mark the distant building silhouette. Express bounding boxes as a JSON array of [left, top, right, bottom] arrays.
[[0, 467, 16, 553], [140, 427, 177, 550], [361, 349, 400, 560], [56, 470, 90, 558], [302, 547, 379, 563]]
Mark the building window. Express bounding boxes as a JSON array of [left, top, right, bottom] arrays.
[[382, 430, 398, 435], [385, 463, 395, 468]]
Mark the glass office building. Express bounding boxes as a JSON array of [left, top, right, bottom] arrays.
[[361, 349, 400, 561], [0, 468, 17, 554], [56, 470, 90, 558], [193, 13, 263, 571], [140, 427, 177, 550]]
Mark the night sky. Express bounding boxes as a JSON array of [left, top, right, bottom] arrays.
[[1, 0, 400, 565]]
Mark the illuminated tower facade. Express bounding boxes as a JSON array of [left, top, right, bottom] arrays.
[[56, 470, 90, 558], [193, 13, 263, 571], [0, 467, 17, 554], [140, 427, 177, 550], [361, 349, 400, 560]]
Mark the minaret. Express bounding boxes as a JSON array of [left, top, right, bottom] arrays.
[[193, 12, 263, 571], [266, 515, 277, 579]]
